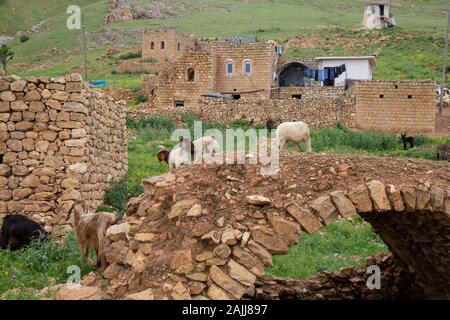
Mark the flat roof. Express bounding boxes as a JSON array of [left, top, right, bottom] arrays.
[[315, 56, 376, 66]]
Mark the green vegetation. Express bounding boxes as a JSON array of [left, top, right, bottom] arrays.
[[102, 177, 129, 214], [119, 51, 142, 60], [267, 216, 388, 279], [0, 234, 94, 300], [0, 44, 14, 75], [19, 35, 29, 43]]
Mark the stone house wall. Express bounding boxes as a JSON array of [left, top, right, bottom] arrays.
[[213, 42, 276, 100], [142, 28, 195, 63], [0, 74, 128, 235], [270, 86, 345, 99], [354, 80, 436, 133]]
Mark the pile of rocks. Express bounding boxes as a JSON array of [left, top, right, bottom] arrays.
[[52, 154, 450, 300], [0, 74, 127, 234]]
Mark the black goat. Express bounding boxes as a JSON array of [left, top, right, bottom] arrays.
[[0, 214, 49, 251], [400, 133, 414, 150]]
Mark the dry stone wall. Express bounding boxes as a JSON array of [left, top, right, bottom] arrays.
[[134, 95, 356, 129], [0, 74, 128, 234]]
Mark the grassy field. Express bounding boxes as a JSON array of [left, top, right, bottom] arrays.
[[0, 234, 94, 300]]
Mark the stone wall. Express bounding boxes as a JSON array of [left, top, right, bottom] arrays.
[[270, 86, 344, 99], [354, 80, 436, 133], [0, 74, 128, 234], [135, 95, 356, 129]]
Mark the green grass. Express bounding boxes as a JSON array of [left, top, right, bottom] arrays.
[[267, 216, 388, 280], [0, 233, 94, 300], [2, 0, 449, 87]]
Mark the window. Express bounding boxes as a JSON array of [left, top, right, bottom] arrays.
[[174, 100, 185, 108], [292, 94, 302, 100], [150, 41, 154, 49], [243, 59, 252, 76], [226, 59, 234, 76], [379, 95, 384, 98], [408, 95, 413, 99], [178, 43, 181, 51], [232, 94, 241, 100], [161, 41, 165, 49], [187, 68, 195, 82]]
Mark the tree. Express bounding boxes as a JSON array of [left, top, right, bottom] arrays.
[[0, 44, 14, 75]]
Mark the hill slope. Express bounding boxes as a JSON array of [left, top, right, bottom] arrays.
[[0, 0, 449, 86]]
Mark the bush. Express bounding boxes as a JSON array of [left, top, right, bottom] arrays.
[[19, 35, 29, 43], [130, 84, 142, 93], [119, 52, 142, 60], [103, 177, 128, 214], [111, 69, 118, 74], [143, 57, 157, 63], [135, 94, 148, 104], [127, 115, 176, 132]]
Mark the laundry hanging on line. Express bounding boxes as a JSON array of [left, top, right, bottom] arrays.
[[304, 64, 346, 82]]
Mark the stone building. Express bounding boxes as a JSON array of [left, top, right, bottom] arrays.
[[142, 27, 196, 64], [362, 2, 396, 30], [0, 74, 128, 235], [354, 80, 436, 133]]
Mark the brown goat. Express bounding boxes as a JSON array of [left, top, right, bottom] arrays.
[[437, 144, 450, 161], [157, 149, 170, 164], [72, 201, 119, 270]]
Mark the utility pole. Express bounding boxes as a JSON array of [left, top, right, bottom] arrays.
[[439, 8, 450, 115], [82, 11, 88, 82]]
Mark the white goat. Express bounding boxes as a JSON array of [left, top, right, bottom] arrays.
[[275, 121, 312, 152], [167, 144, 191, 172], [193, 136, 220, 161]]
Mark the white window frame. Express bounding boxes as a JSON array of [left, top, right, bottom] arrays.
[[243, 59, 252, 76], [226, 59, 234, 76]]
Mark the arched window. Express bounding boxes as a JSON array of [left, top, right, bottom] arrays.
[[187, 68, 195, 82], [178, 43, 181, 51], [161, 41, 165, 49], [226, 59, 234, 76], [150, 41, 154, 49], [243, 59, 252, 76]]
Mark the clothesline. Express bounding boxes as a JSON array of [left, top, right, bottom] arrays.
[[304, 64, 347, 82]]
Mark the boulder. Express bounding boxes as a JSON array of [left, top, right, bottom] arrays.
[[56, 285, 102, 300], [310, 195, 338, 225], [246, 195, 271, 206], [367, 180, 390, 212], [209, 265, 246, 299], [285, 202, 322, 234], [329, 190, 357, 218], [348, 184, 373, 213]]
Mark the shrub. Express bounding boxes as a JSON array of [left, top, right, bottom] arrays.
[[119, 52, 142, 60], [111, 69, 118, 74], [143, 57, 157, 63], [19, 35, 29, 43], [103, 177, 128, 214], [130, 84, 142, 93], [135, 94, 148, 104]]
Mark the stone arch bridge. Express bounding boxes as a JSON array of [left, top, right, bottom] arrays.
[[57, 153, 450, 300]]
